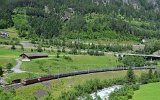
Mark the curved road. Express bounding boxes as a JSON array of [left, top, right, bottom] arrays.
[[11, 59, 26, 73]]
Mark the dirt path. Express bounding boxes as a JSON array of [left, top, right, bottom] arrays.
[[11, 59, 26, 73]]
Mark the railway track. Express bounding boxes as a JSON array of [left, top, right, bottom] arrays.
[[2, 67, 155, 90]]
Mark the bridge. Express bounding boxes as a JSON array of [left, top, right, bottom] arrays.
[[116, 53, 160, 60]]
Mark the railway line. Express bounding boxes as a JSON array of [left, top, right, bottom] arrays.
[[2, 67, 156, 90]]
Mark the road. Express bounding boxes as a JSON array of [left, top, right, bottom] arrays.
[[11, 59, 26, 73]]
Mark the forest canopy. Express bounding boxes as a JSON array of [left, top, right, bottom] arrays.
[[1, 0, 160, 40]]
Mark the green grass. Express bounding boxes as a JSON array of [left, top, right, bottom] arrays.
[[16, 83, 46, 100], [131, 20, 150, 27], [21, 54, 121, 74], [15, 70, 148, 100], [0, 48, 22, 67], [0, 58, 16, 67], [0, 48, 21, 57], [132, 82, 160, 100]]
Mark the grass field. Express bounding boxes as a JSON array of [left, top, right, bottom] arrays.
[[132, 82, 160, 100], [15, 70, 147, 100], [0, 48, 21, 57], [21, 54, 121, 74], [0, 48, 22, 67], [0, 58, 16, 68]]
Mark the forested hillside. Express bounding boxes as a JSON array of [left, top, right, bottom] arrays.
[[1, 0, 160, 40]]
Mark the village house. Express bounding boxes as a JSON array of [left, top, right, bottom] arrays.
[[20, 53, 48, 61], [0, 32, 9, 37]]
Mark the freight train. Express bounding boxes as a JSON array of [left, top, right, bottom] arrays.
[[11, 67, 155, 85]]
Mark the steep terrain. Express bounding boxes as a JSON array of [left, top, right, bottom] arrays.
[[0, 0, 160, 40]]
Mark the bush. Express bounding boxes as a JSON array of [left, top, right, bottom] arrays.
[[63, 55, 72, 61], [37, 45, 43, 52], [122, 56, 145, 67], [56, 52, 60, 58], [140, 73, 149, 84], [87, 49, 104, 56], [59, 78, 125, 100], [6, 63, 13, 71], [139, 69, 160, 84], [11, 45, 16, 50], [109, 84, 139, 100], [69, 48, 78, 55]]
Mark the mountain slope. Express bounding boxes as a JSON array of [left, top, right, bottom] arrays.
[[0, 0, 160, 40]]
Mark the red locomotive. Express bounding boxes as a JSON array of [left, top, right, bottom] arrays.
[[22, 78, 39, 85]]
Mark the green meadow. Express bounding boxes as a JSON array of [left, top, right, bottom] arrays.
[[132, 82, 160, 100], [0, 48, 21, 67], [21, 54, 121, 74], [0, 48, 21, 57]]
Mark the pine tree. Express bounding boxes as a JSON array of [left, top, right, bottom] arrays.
[[148, 69, 153, 79], [126, 67, 136, 84], [154, 70, 159, 78]]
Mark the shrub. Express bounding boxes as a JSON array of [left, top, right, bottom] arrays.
[[69, 48, 78, 55], [109, 84, 139, 100], [6, 63, 13, 71], [11, 45, 16, 50], [59, 78, 124, 100], [63, 55, 72, 61], [140, 73, 149, 84], [37, 45, 43, 52]]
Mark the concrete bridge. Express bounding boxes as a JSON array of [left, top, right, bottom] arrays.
[[115, 53, 160, 60]]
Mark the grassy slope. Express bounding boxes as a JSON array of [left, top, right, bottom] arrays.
[[0, 48, 21, 67], [0, 27, 18, 38], [0, 27, 18, 44], [21, 54, 121, 74], [5, 54, 120, 83], [15, 70, 147, 100], [132, 82, 160, 100], [0, 58, 16, 67], [0, 48, 21, 57]]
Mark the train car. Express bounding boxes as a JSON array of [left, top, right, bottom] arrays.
[[39, 75, 54, 82], [12, 79, 21, 84], [61, 73, 70, 77], [22, 78, 39, 85], [53, 74, 59, 79]]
